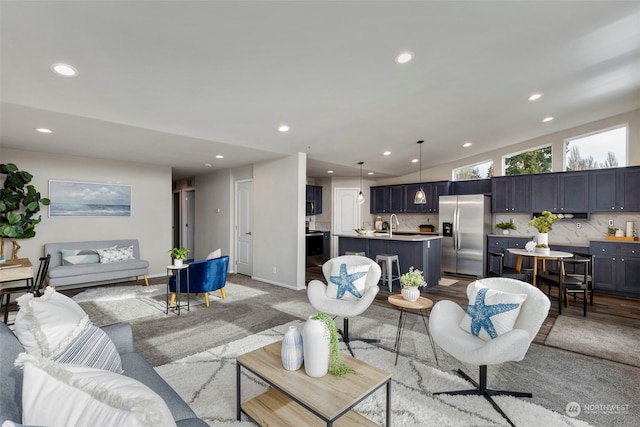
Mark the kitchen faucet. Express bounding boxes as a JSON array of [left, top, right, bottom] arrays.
[[389, 214, 399, 237]]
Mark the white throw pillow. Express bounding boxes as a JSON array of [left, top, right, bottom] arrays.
[[459, 282, 527, 341], [97, 245, 135, 263], [15, 288, 122, 373], [326, 262, 370, 301], [17, 354, 177, 427], [61, 245, 117, 265]]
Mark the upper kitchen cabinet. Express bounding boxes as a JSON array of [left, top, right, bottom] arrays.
[[450, 179, 492, 196], [389, 185, 406, 212], [531, 171, 589, 214], [590, 166, 640, 212], [305, 185, 322, 215], [491, 175, 531, 213], [370, 186, 390, 213]]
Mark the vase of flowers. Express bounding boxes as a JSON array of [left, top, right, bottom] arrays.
[[399, 266, 427, 302], [168, 247, 190, 267], [528, 211, 559, 246]]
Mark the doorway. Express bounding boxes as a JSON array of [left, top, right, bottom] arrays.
[[235, 180, 253, 275], [172, 188, 195, 261]]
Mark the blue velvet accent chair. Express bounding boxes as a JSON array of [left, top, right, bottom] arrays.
[[169, 256, 229, 307]]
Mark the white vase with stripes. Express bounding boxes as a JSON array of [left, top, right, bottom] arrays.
[[281, 325, 303, 371]]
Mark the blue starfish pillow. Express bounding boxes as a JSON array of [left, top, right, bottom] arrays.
[[459, 282, 528, 341], [326, 263, 370, 301]]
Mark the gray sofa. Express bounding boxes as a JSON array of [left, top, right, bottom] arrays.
[[0, 321, 207, 426], [45, 239, 149, 289]]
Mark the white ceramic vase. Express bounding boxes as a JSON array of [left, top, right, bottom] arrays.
[[401, 287, 420, 302], [281, 325, 304, 371], [173, 259, 183, 267], [502, 229, 509, 235], [301, 316, 329, 378], [537, 233, 549, 246], [535, 247, 551, 255]]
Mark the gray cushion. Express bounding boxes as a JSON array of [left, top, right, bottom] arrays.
[[0, 322, 24, 423]]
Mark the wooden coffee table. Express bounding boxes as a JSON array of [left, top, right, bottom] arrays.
[[236, 340, 391, 426]]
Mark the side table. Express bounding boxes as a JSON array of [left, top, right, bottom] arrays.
[[387, 294, 439, 366], [166, 264, 189, 315]]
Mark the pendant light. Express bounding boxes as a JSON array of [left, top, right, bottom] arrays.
[[357, 161, 365, 205], [414, 140, 427, 204]]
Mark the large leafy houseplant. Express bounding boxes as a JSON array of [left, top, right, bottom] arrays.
[[0, 163, 50, 259], [527, 211, 559, 233]]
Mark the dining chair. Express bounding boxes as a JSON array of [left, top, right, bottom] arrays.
[[565, 252, 594, 308], [487, 250, 532, 283], [537, 257, 590, 316]]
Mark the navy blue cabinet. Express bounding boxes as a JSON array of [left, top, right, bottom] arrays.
[[370, 186, 390, 213], [306, 185, 323, 215], [370, 181, 449, 214], [590, 166, 640, 212], [491, 175, 531, 213], [591, 241, 640, 298], [531, 171, 589, 213]]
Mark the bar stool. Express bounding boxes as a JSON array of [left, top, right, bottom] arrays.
[[345, 251, 366, 256], [376, 254, 400, 292]]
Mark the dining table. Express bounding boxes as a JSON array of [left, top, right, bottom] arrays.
[[506, 248, 574, 285]]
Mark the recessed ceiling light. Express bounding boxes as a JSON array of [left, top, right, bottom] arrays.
[[463, 142, 472, 148], [35, 128, 53, 133], [542, 116, 554, 122], [327, 170, 334, 174], [396, 51, 413, 64], [215, 155, 224, 159], [411, 158, 419, 163], [278, 125, 290, 132], [204, 163, 212, 167], [529, 93, 542, 101], [383, 151, 391, 156], [368, 172, 374, 175], [51, 63, 78, 77]]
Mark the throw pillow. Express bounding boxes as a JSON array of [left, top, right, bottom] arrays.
[[17, 354, 177, 427], [326, 262, 370, 301], [97, 245, 135, 263], [61, 245, 117, 265], [459, 282, 528, 341], [15, 288, 122, 373]]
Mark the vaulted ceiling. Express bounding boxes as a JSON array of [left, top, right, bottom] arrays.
[[2, 1, 639, 179]]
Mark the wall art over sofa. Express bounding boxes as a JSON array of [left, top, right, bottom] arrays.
[[49, 180, 132, 217]]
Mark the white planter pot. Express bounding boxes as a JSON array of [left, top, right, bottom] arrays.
[[281, 325, 304, 371], [401, 287, 420, 302], [302, 316, 329, 378], [537, 233, 549, 246], [173, 259, 183, 267], [501, 229, 509, 235], [535, 247, 551, 255]]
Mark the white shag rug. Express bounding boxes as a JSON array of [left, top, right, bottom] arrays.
[[155, 321, 593, 427]]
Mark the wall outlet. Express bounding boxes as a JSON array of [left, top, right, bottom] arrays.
[[272, 266, 277, 274], [608, 219, 614, 226], [576, 223, 582, 229]]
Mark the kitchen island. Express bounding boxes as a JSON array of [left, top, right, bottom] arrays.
[[335, 233, 442, 290]]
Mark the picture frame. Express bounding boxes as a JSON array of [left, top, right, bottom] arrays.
[[49, 180, 132, 217]]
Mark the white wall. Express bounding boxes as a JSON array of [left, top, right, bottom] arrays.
[[0, 148, 172, 276], [193, 168, 233, 261], [253, 153, 306, 289], [378, 108, 640, 185]]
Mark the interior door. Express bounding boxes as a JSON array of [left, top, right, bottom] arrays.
[[236, 180, 253, 275], [333, 188, 359, 258], [182, 190, 195, 259]]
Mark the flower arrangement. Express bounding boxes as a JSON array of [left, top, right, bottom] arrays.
[[528, 211, 559, 233], [168, 246, 190, 260], [535, 243, 549, 249], [496, 221, 516, 230], [399, 266, 427, 288], [311, 312, 354, 377]]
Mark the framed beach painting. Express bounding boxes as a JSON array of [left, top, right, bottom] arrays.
[[49, 180, 132, 217]]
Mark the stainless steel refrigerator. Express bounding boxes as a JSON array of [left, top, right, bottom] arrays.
[[439, 194, 491, 278]]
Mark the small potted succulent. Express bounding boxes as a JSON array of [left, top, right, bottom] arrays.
[[535, 243, 550, 255], [399, 266, 427, 302], [496, 221, 516, 235], [168, 246, 190, 267]]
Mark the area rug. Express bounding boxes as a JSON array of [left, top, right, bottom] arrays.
[[545, 315, 640, 368], [155, 321, 593, 427]]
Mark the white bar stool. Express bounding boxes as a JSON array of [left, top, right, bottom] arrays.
[[376, 254, 400, 292]]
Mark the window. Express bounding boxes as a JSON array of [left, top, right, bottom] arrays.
[[503, 145, 552, 176], [453, 160, 493, 180], [565, 125, 627, 171]]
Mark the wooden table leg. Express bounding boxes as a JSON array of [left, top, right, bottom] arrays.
[[515, 255, 523, 272]]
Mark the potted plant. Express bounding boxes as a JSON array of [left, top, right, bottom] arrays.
[[527, 211, 559, 246], [399, 266, 427, 302], [535, 243, 550, 255], [0, 163, 50, 259], [168, 246, 190, 266], [496, 221, 516, 235]]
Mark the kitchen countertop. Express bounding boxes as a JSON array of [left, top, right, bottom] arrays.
[[335, 232, 443, 242]]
